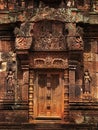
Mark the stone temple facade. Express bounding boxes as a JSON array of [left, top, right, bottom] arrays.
[[0, 0, 98, 129]]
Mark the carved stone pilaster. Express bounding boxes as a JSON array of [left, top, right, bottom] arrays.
[[21, 65, 29, 101], [29, 70, 34, 122], [63, 69, 69, 122], [69, 61, 83, 101], [69, 67, 76, 101]]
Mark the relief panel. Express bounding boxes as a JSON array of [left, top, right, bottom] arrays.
[[33, 21, 66, 51], [29, 53, 68, 69], [0, 52, 17, 100]]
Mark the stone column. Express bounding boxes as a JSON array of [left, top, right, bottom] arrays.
[[64, 69, 69, 122], [29, 70, 34, 122]]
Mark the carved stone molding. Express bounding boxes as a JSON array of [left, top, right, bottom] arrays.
[[30, 57, 68, 69]]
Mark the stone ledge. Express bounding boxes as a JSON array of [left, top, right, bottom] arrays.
[[69, 102, 98, 110], [0, 122, 97, 130]]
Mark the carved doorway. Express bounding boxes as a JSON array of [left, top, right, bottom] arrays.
[[34, 70, 64, 118]]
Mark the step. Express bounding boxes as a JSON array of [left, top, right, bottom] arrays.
[[35, 123, 63, 130]]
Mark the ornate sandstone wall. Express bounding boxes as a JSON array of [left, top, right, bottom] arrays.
[[0, 1, 98, 129]]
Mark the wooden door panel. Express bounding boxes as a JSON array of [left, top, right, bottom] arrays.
[[38, 74, 47, 116], [51, 74, 61, 116], [36, 71, 63, 118]]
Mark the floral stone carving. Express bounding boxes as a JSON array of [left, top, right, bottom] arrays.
[[14, 22, 33, 50]]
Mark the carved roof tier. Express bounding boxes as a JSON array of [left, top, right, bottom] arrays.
[[0, 8, 98, 24], [30, 8, 75, 22]]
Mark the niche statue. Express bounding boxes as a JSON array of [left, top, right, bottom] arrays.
[[84, 70, 92, 94]]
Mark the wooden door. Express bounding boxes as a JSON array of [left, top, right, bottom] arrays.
[[34, 71, 64, 118]]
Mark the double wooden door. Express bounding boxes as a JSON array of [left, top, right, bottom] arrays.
[[34, 70, 64, 118]]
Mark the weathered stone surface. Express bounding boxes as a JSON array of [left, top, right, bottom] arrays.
[[0, 0, 98, 129], [0, 110, 28, 122]]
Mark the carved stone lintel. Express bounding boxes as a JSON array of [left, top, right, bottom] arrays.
[[31, 57, 68, 69]]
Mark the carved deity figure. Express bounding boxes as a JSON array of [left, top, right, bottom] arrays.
[[6, 70, 15, 93], [84, 70, 91, 94]]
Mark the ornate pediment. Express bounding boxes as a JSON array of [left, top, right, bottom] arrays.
[[14, 20, 84, 52]]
